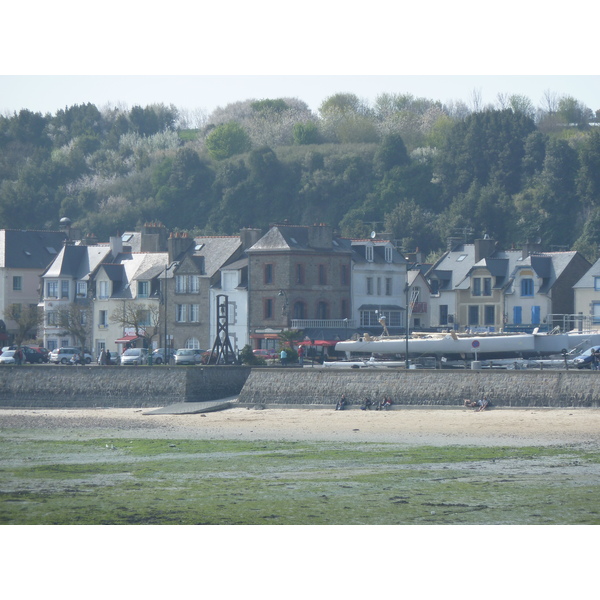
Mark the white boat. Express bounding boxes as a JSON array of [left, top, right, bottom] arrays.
[[335, 330, 600, 362]]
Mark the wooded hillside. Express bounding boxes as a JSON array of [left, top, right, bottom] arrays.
[[1, 91, 599, 262]]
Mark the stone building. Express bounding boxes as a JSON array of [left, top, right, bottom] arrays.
[[246, 223, 352, 350]]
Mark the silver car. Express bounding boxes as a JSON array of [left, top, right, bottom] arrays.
[[49, 347, 93, 364], [174, 348, 204, 365], [120, 348, 148, 366]]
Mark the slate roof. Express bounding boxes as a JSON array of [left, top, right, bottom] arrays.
[[0, 229, 66, 270], [573, 258, 600, 288], [248, 225, 349, 254], [42, 243, 112, 280], [191, 236, 242, 276], [347, 239, 407, 265], [426, 244, 476, 290]]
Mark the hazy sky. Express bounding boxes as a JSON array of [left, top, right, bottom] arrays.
[[3, 2, 598, 118], [1, 75, 599, 117]]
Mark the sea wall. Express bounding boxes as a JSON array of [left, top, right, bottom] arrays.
[[0, 365, 251, 409], [236, 368, 600, 408], [1, 365, 599, 409]]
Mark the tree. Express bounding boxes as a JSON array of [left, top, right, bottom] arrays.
[[3, 304, 43, 347], [57, 304, 92, 351], [110, 302, 160, 348], [205, 122, 251, 160]]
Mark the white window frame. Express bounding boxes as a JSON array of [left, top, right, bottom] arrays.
[[189, 304, 200, 323], [176, 304, 187, 322]]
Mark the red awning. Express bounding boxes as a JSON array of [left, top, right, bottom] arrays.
[[298, 340, 338, 347], [115, 334, 139, 344]]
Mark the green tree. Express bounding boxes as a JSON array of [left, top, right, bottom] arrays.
[[293, 122, 321, 145], [205, 122, 251, 160]]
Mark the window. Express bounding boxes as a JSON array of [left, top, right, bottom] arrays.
[[98, 281, 109, 299], [513, 306, 522, 324], [468, 306, 479, 326], [293, 301, 306, 319], [341, 265, 349, 286], [264, 264, 273, 285], [360, 310, 402, 328], [430, 279, 439, 295], [175, 275, 187, 293], [189, 304, 200, 322], [61, 280, 69, 298], [296, 264, 305, 285], [77, 281, 87, 297], [593, 303, 600, 325], [175, 275, 200, 294], [385, 246, 392, 263], [264, 298, 273, 319], [12, 276, 22, 291], [46, 311, 58, 326], [316, 301, 329, 319], [472, 278, 481, 296], [189, 275, 200, 293], [46, 280, 58, 298], [439, 305, 448, 326], [376, 278, 381, 296], [595, 277, 600, 292], [176, 304, 187, 322], [98, 310, 108, 327], [185, 337, 201, 349], [385, 278, 392, 296], [341, 299, 349, 319], [521, 278, 534, 297], [366, 246, 374, 262], [139, 310, 151, 327], [137, 281, 149, 298], [366, 277, 373, 295], [483, 277, 492, 296], [318, 264, 327, 285], [484, 305, 495, 326]]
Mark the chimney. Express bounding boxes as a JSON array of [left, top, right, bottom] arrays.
[[141, 222, 167, 252], [109, 235, 123, 256], [168, 232, 194, 263], [446, 236, 462, 251], [240, 227, 262, 250], [474, 236, 496, 262], [308, 223, 333, 250], [84, 233, 98, 246], [522, 239, 543, 259]]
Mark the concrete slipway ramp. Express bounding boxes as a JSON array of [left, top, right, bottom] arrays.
[[143, 396, 237, 415]]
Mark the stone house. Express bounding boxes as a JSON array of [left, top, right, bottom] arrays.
[[246, 224, 352, 350], [0, 229, 66, 345]]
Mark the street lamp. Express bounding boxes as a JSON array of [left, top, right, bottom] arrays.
[[404, 282, 410, 369], [163, 261, 178, 364]]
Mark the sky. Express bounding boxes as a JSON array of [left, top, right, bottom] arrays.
[[2, 75, 599, 118], [2, 2, 599, 119]]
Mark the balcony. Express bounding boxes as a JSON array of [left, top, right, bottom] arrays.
[[411, 302, 428, 314], [291, 319, 357, 329]]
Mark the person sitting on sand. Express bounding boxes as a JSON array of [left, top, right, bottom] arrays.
[[464, 397, 489, 411], [382, 396, 393, 410], [360, 397, 373, 411], [336, 395, 347, 411]]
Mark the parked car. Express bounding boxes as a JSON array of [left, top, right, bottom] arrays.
[[253, 349, 279, 360], [22, 346, 47, 364], [572, 346, 600, 369], [174, 348, 204, 365], [0, 350, 16, 364], [49, 347, 92, 365], [25, 346, 49, 363], [120, 347, 148, 366], [152, 348, 175, 365]]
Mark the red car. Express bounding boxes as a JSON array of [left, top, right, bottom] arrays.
[[253, 349, 279, 360]]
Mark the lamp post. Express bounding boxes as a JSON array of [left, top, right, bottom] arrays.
[[405, 282, 410, 369], [163, 261, 178, 365], [278, 289, 289, 326]]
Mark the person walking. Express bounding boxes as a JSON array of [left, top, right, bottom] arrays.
[[297, 345, 304, 366], [280, 348, 288, 367]]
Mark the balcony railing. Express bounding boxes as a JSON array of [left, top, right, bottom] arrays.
[[411, 302, 428, 313], [290, 319, 357, 329]]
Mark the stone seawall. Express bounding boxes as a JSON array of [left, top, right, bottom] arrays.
[[236, 368, 600, 408], [1, 366, 599, 409], [0, 365, 251, 409]]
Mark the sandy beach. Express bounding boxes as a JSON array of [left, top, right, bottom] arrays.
[[2, 405, 600, 447]]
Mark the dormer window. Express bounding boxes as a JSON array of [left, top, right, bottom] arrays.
[[77, 281, 87, 297], [366, 245, 374, 262], [98, 280, 109, 299], [385, 246, 392, 263], [138, 281, 149, 298]]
